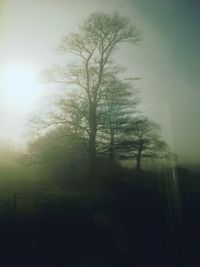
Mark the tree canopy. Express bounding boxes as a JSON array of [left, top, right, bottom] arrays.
[[27, 12, 168, 176]]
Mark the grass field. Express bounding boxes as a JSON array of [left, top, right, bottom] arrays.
[[0, 159, 200, 266]]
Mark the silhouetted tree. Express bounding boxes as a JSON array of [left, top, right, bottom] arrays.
[[42, 12, 142, 174], [97, 76, 140, 160], [23, 125, 88, 184], [119, 118, 167, 171], [24, 126, 87, 165]]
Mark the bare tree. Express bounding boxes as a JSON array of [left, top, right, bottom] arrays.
[[98, 76, 140, 160], [42, 12, 142, 174], [119, 118, 168, 171]]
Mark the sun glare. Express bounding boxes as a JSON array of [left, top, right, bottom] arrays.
[[0, 63, 43, 143], [2, 64, 41, 108]]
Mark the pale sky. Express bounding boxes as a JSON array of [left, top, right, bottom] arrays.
[[0, 0, 199, 166]]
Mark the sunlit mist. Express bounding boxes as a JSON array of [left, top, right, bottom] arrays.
[[0, 63, 42, 143], [2, 64, 41, 108]]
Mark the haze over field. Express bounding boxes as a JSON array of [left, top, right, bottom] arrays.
[[0, 0, 199, 166]]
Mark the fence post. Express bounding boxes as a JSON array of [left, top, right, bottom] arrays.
[[13, 193, 17, 220]]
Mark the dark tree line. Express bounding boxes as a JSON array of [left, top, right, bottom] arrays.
[[26, 12, 169, 175]]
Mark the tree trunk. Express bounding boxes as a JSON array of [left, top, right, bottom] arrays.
[[88, 102, 97, 175]]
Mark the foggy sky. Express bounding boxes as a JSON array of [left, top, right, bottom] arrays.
[[0, 0, 199, 166]]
